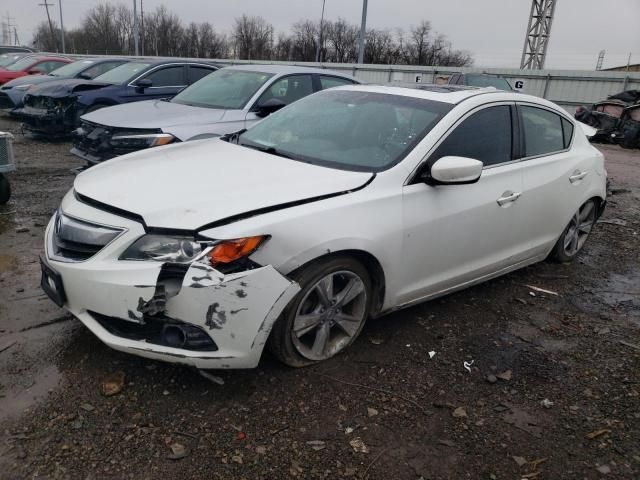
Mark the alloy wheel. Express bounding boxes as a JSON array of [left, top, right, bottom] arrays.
[[563, 201, 596, 257], [291, 270, 368, 361]]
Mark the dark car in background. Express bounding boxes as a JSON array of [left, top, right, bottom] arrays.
[[0, 58, 129, 113], [20, 59, 218, 136], [0, 55, 71, 86], [447, 73, 513, 91]]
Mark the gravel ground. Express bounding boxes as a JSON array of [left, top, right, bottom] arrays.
[[0, 115, 638, 480]]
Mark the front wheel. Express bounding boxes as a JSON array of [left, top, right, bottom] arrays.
[[269, 256, 372, 367], [550, 200, 597, 262], [0, 174, 10, 205]]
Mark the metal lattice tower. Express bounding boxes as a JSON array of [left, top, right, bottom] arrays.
[[520, 0, 558, 70]]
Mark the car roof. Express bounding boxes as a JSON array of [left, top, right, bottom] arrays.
[[129, 58, 218, 66], [335, 83, 560, 110], [222, 63, 355, 78]]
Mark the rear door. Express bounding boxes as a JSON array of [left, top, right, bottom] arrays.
[[515, 103, 590, 257], [399, 103, 528, 303], [245, 74, 315, 128]]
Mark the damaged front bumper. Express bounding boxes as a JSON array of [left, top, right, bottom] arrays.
[[41, 197, 300, 369], [20, 96, 80, 135]]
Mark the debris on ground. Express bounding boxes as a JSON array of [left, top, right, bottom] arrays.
[[463, 360, 474, 373], [349, 437, 369, 453], [452, 407, 468, 418], [496, 370, 512, 381], [586, 429, 611, 440], [523, 285, 559, 296], [541, 398, 554, 409], [306, 440, 326, 451], [167, 442, 190, 460], [99, 371, 126, 397], [428, 350, 436, 359], [199, 370, 225, 385], [512, 456, 527, 467], [367, 407, 378, 417]]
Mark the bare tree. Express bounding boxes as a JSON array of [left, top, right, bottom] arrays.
[[232, 15, 273, 60]]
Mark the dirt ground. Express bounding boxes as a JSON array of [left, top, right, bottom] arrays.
[[0, 114, 638, 480]]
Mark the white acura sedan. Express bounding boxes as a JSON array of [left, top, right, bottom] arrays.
[[41, 85, 607, 369]]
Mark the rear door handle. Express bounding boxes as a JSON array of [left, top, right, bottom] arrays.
[[496, 191, 522, 206], [569, 170, 588, 183]]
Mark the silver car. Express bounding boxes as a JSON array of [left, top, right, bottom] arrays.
[[70, 65, 359, 166]]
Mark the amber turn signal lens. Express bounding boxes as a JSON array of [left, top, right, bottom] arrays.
[[208, 236, 266, 265]]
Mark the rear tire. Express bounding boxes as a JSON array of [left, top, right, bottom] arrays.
[[269, 256, 372, 368], [550, 199, 597, 262], [0, 174, 10, 205]]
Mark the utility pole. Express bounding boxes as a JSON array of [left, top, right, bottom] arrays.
[[140, 0, 145, 55], [14, 27, 20, 45], [595, 50, 605, 71], [357, 0, 368, 64], [58, 0, 65, 53], [39, 2, 57, 51], [520, 0, 557, 69], [315, 0, 326, 62], [133, 0, 139, 55]]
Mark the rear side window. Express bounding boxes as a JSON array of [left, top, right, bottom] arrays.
[[432, 105, 512, 167], [144, 66, 185, 87], [319, 76, 355, 90], [259, 75, 314, 106], [84, 61, 125, 79], [521, 106, 565, 157]]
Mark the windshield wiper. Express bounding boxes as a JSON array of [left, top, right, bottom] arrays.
[[239, 141, 295, 160]]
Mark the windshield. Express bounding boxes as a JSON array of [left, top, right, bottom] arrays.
[[49, 60, 95, 77], [172, 69, 273, 109], [465, 74, 512, 90], [238, 89, 451, 172], [5, 56, 39, 72], [0, 54, 26, 68], [93, 62, 151, 84]]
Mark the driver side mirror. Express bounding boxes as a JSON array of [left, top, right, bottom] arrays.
[[135, 78, 153, 92], [255, 98, 287, 118], [423, 156, 483, 185]]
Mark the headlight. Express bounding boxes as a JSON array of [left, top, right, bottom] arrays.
[[110, 133, 176, 148], [120, 235, 209, 263], [120, 234, 268, 266], [15, 84, 32, 91]]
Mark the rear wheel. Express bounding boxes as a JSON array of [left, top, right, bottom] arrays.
[[269, 256, 372, 367], [0, 174, 10, 205], [550, 200, 597, 262]]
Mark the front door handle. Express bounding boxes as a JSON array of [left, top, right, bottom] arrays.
[[569, 170, 588, 183], [497, 191, 522, 206]]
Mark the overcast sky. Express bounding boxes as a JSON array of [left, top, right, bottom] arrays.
[[3, 0, 640, 70]]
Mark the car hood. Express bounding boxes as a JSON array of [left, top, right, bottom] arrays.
[[28, 78, 112, 98], [74, 139, 373, 230], [82, 99, 228, 129]]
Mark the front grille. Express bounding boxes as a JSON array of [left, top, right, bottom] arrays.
[[0, 133, 15, 172], [50, 211, 124, 262]]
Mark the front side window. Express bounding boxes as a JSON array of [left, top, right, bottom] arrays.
[[172, 69, 273, 110], [238, 90, 451, 172], [188, 66, 215, 83], [257, 75, 314, 106], [144, 66, 185, 87], [521, 106, 565, 157], [93, 62, 152, 85], [432, 105, 512, 166]]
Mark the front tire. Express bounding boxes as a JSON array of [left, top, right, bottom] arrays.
[[550, 199, 597, 262], [269, 256, 372, 367]]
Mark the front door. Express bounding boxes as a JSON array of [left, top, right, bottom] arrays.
[[399, 104, 526, 304]]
